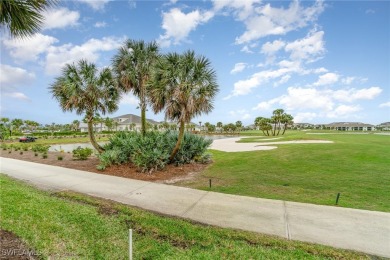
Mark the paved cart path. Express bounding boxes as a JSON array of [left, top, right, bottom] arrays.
[[1, 157, 389, 257]]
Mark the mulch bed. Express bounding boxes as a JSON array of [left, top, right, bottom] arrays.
[[0, 230, 39, 260], [0, 150, 207, 182]]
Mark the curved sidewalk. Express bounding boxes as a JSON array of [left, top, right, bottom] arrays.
[[1, 157, 389, 257]]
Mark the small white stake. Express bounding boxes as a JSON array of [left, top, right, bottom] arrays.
[[129, 229, 133, 260]]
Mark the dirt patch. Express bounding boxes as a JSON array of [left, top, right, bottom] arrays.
[[0, 150, 207, 182], [0, 229, 39, 260]]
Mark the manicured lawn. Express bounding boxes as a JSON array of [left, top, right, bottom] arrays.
[[181, 131, 390, 212], [9, 136, 110, 145], [0, 175, 367, 259]]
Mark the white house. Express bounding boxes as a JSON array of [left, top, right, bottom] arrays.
[[80, 114, 159, 132], [326, 122, 376, 131]]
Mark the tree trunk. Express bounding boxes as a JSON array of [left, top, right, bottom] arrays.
[[141, 105, 146, 136], [282, 123, 287, 135], [169, 120, 185, 162], [87, 118, 104, 153], [277, 122, 281, 136]]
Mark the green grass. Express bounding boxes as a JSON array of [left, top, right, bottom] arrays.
[[181, 131, 390, 212], [8, 136, 110, 145], [0, 175, 368, 259]]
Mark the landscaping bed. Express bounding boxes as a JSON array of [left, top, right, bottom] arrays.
[[0, 150, 207, 182]]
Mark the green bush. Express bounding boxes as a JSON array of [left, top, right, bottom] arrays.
[[97, 131, 212, 173], [1, 143, 7, 150], [32, 144, 50, 153], [57, 155, 63, 160], [42, 153, 48, 159], [72, 147, 93, 160]]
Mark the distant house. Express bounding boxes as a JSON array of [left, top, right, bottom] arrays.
[[293, 123, 314, 129], [326, 122, 376, 131], [80, 114, 160, 132], [377, 122, 390, 131]]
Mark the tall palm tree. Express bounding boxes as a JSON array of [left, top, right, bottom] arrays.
[[148, 50, 219, 162], [49, 59, 119, 153], [235, 120, 243, 132], [72, 120, 80, 131], [281, 113, 294, 135], [0, 0, 56, 38], [216, 121, 223, 133], [271, 108, 284, 136], [112, 39, 159, 136]]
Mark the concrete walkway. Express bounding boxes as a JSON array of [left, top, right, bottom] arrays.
[[1, 157, 389, 257]]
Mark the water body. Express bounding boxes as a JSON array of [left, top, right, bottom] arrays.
[[49, 135, 235, 153]]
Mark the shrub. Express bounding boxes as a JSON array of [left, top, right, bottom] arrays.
[[97, 148, 123, 170], [97, 131, 212, 173], [72, 147, 93, 160], [32, 144, 50, 153], [167, 132, 212, 165], [1, 143, 7, 150], [20, 151, 23, 155], [34, 152, 38, 157], [57, 155, 63, 160], [42, 153, 48, 159]]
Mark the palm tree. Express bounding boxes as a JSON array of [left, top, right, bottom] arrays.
[[112, 39, 160, 136], [216, 121, 223, 133], [72, 120, 80, 131], [0, 0, 56, 38], [11, 118, 23, 135], [148, 51, 219, 162], [281, 113, 294, 135], [49, 59, 119, 153], [235, 120, 243, 132], [271, 108, 284, 136]]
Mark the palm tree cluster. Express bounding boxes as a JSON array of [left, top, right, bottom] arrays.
[[0, 0, 56, 38], [49, 40, 219, 161], [255, 109, 294, 136]]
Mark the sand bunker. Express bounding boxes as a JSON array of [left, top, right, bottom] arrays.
[[210, 137, 333, 152]]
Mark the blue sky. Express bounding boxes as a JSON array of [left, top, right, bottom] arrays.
[[1, 0, 389, 126]]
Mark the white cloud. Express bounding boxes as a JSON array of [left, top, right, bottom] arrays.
[[42, 8, 79, 30], [252, 98, 279, 111], [313, 72, 339, 86], [213, 0, 260, 21], [230, 63, 247, 74], [332, 87, 382, 102], [341, 76, 355, 85], [252, 86, 383, 120], [158, 8, 214, 47], [294, 112, 317, 123], [120, 93, 138, 106], [285, 30, 325, 62], [229, 109, 251, 120], [0, 64, 35, 91], [327, 105, 361, 118], [4, 92, 30, 101], [379, 101, 390, 108], [235, 0, 324, 44], [240, 45, 253, 53], [3, 33, 58, 62], [279, 87, 334, 111], [274, 74, 291, 87], [225, 61, 303, 98], [261, 40, 285, 55], [45, 36, 123, 75], [79, 0, 111, 10], [94, 21, 107, 28]]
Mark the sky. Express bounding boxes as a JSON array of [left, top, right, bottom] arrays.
[[1, 0, 389, 126]]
